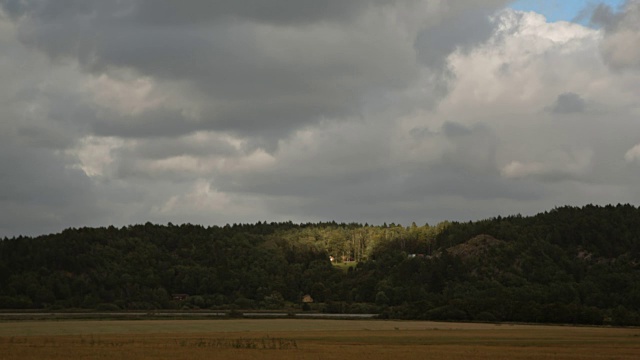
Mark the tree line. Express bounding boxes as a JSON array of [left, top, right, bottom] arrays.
[[0, 204, 639, 325]]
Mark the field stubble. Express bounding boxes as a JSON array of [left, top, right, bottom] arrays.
[[0, 319, 638, 360]]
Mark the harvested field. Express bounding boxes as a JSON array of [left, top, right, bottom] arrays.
[[1, 319, 638, 359]]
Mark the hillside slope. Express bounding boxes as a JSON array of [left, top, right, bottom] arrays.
[[0, 205, 638, 325]]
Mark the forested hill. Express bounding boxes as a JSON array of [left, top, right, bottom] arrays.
[[1, 204, 639, 325]]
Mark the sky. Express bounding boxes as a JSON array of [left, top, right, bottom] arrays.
[[511, 0, 626, 23], [1, 0, 640, 237]]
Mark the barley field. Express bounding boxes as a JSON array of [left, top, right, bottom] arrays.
[[1, 319, 638, 359]]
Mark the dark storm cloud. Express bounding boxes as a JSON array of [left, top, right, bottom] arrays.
[[590, 3, 618, 28], [1, 0, 398, 25], [415, 6, 496, 70], [411, 121, 497, 174], [132, 135, 239, 160], [0, 0, 422, 145], [0, 0, 511, 143], [401, 165, 541, 201], [590, 0, 640, 70], [90, 108, 200, 139], [254, 162, 543, 227], [130, 0, 398, 26], [215, 120, 534, 214], [0, 137, 103, 237], [549, 92, 587, 114]]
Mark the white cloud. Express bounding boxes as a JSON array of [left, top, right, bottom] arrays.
[[624, 144, 640, 163], [500, 149, 593, 181], [84, 73, 164, 116], [66, 136, 125, 177], [501, 161, 546, 179], [152, 180, 231, 215]]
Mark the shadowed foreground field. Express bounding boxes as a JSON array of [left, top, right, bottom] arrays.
[[1, 319, 639, 359]]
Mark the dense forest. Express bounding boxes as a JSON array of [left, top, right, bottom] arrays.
[[1, 204, 639, 325]]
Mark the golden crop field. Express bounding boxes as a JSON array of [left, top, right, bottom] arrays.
[[1, 319, 638, 360]]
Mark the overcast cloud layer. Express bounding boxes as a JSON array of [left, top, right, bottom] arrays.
[[1, 0, 640, 237]]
